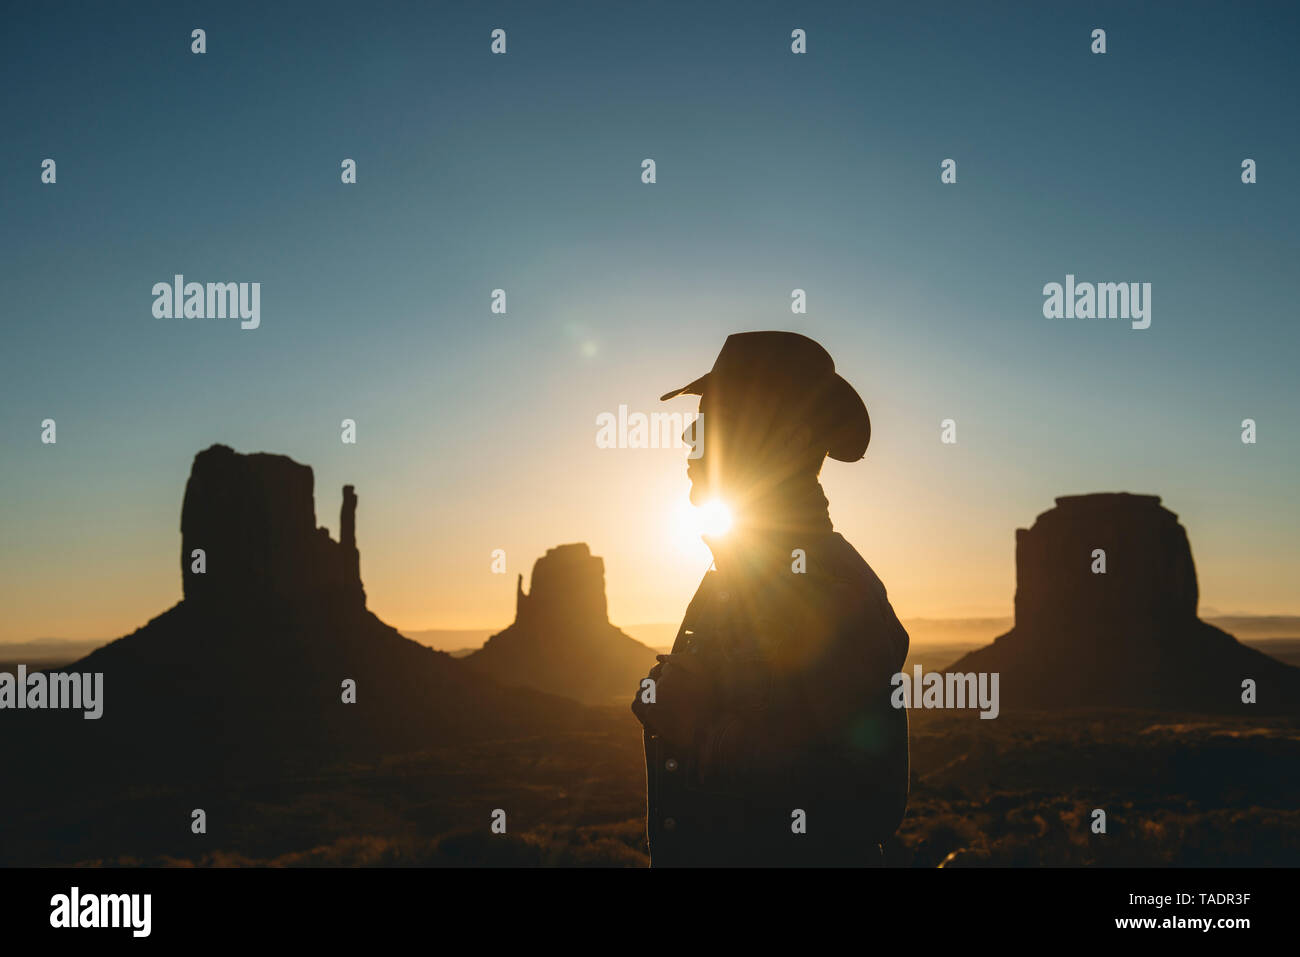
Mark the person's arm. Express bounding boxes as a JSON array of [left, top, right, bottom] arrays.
[[692, 585, 902, 794]]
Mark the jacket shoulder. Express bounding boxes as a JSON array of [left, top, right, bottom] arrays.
[[803, 533, 910, 658]]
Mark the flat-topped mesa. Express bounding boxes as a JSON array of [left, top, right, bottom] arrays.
[[515, 543, 608, 629], [180, 444, 364, 608], [945, 491, 1300, 713], [1013, 492, 1198, 646]]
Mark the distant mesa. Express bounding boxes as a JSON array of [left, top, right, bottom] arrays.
[[2, 445, 588, 796], [946, 493, 1300, 712], [515, 543, 609, 629], [180, 444, 364, 608], [463, 544, 659, 705]]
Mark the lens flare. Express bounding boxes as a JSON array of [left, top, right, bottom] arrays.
[[695, 500, 733, 538]]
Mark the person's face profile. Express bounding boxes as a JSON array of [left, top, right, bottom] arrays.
[[685, 391, 804, 503], [683, 393, 716, 504]]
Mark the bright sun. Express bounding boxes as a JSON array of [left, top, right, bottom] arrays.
[[695, 500, 734, 537], [669, 499, 734, 559]]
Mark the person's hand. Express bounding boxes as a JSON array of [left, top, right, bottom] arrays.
[[631, 658, 665, 725], [632, 653, 707, 750]]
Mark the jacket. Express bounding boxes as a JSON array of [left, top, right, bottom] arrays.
[[638, 529, 910, 867]]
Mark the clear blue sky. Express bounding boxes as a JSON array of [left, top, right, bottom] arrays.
[[2, 1, 1297, 640]]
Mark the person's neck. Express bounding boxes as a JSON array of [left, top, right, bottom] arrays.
[[705, 473, 832, 572]]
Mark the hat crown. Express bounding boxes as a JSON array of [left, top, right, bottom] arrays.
[[660, 330, 871, 462], [711, 331, 835, 385]]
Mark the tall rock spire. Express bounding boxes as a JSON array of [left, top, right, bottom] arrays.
[[341, 484, 361, 596]]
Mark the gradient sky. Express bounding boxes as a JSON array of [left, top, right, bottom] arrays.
[[2, 1, 1298, 643]]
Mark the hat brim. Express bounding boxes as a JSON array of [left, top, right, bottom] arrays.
[[824, 374, 871, 462], [658, 374, 709, 402], [659, 372, 870, 462]]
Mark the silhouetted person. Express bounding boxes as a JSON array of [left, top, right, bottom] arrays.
[[632, 331, 910, 867]]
